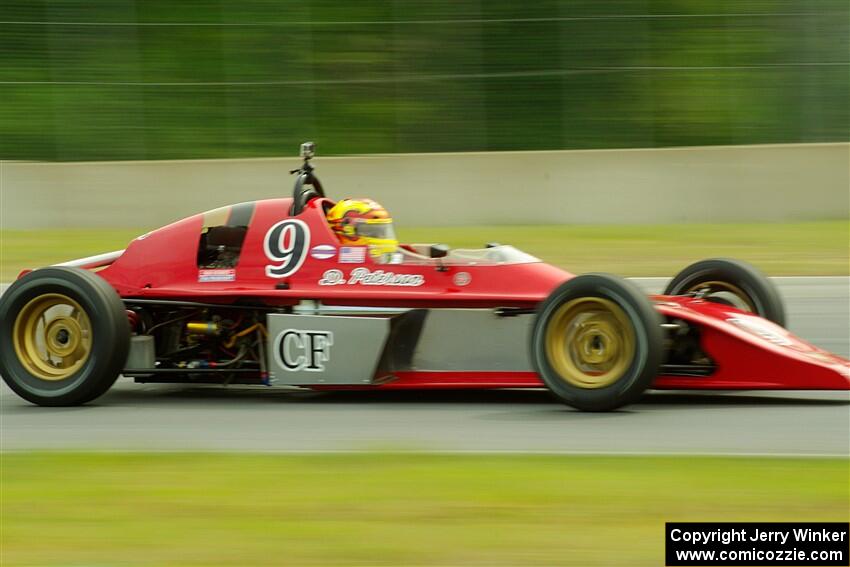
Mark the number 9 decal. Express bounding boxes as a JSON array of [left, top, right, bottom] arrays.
[[264, 219, 310, 278]]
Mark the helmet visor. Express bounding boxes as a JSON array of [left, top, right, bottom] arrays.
[[355, 220, 396, 241]]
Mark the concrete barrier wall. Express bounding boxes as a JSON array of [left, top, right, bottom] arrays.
[[1, 143, 847, 229]]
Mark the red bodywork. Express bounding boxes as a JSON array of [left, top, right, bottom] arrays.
[[80, 197, 848, 392]]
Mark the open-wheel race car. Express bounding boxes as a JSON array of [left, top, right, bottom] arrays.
[[2, 143, 848, 411]]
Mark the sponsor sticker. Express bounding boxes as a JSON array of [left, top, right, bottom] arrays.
[[339, 246, 367, 263], [274, 329, 334, 372], [726, 316, 792, 346], [453, 271, 472, 287], [199, 268, 236, 283], [310, 244, 336, 260], [319, 268, 425, 287]]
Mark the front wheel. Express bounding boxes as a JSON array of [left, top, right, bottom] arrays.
[[530, 274, 663, 411], [0, 267, 130, 406], [664, 258, 785, 327]]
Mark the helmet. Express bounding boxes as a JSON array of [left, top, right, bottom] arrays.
[[327, 198, 399, 258]]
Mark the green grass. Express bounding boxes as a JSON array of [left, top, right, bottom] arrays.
[[404, 221, 850, 277], [1, 221, 848, 281], [1, 453, 847, 566]]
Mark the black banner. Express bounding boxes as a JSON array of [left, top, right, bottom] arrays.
[[666, 523, 849, 566]]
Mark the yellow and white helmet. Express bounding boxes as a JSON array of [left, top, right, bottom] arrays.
[[327, 198, 399, 258]]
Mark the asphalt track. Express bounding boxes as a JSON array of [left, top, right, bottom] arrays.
[[1, 277, 848, 455]]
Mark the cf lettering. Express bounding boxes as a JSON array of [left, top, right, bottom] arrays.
[[276, 330, 334, 372]]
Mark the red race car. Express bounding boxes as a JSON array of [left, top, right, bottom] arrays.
[[2, 143, 848, 410]]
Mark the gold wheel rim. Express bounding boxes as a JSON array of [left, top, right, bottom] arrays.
[[545, 297, 636, 389], [685, 280, 755, 312], [12, 293, 93, 381]]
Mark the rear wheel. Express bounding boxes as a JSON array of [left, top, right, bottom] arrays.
[[530, 274, 663, 411], [664, 258, 785, 327], [0, 267, 130, 406]]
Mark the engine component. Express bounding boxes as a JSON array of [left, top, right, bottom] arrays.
[[186, 321, 220, 336], [126, 335, 156, 369]]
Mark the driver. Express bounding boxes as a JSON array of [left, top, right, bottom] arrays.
[[327, 198, 400, 262]]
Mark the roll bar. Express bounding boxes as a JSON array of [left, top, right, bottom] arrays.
[[289, 141, 325, 216]]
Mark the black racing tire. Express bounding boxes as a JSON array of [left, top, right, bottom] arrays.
[[664, 258, 786, 327], [530, 274, 663, 412], [0, 267, 129, 406]]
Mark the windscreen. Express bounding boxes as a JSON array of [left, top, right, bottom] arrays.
[[445, 245, 540, 265]]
